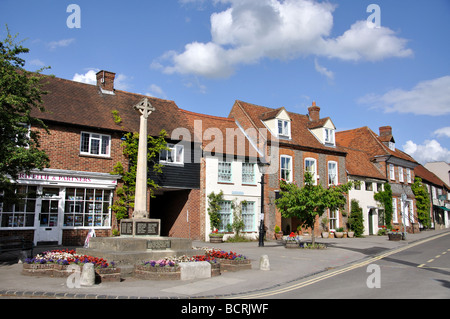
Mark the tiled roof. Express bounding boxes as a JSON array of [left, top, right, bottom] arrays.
[[341, 146, 386, 180], [181, 109, 260, 158], [32, 75, 190, 138], [229, 100, 346, 155], [335, 126, 417, 164], [415, 164, 450, 189]]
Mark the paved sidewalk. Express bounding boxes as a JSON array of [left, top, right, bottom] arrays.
[[0, 229, 448, 299]]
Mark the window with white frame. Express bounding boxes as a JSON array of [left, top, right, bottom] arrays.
[[406, 168, 411, 183], [280, 155, 292, 182], [329, 210, 338, 230], [399, 167, 404, 182], [241, 201, 255, 231], [242, 163, 255, 184], [305, 158, 317, 184], [218, 161, 232, 183], [389, 164, 395, 180], [80, 132, 111, 157], [328, 161, 338, 185], [324, 128, 335, 145], [392, 198, 398, 223], [277, 120, 291, 138], [0, 185, 37, 228], [64, 188, 112, 227], [218, 200, 232, 231], [159, 143, 184, 164]]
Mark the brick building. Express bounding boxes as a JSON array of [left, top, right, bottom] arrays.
[[336, 126, 419, 233], [0, 71, 201, 245], [229, 100, 348, 238]]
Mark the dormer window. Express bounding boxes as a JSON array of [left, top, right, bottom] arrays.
[[278, 119, 290, 138], [324, 128, 335, 145]]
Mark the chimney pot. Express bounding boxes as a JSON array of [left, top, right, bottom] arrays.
[[96, 70, 116, 92], [308, 101, 320, 122], [379, 126, 392, 137]]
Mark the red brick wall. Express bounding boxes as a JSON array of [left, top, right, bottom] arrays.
[[36, 123, 127, 174]]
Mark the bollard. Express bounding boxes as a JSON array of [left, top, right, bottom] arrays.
[[80, 263, 95, 286], [259, 255, 270, 271]]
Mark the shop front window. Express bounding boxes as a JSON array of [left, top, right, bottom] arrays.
[[64, 188, 111, 227], [0, 185, 37, 228]]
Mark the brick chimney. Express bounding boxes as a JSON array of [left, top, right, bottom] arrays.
[[308, 101, 320, 122], [96, 70, 116, 92], [379, 126, 393, 137]]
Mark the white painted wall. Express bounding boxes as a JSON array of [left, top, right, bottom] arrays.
[[348, 177, 385, 236], [204, 156, 262, 241]]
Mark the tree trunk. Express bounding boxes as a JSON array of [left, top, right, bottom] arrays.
[[311, 224, 315, 246]]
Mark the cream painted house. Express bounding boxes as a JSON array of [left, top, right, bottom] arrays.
[[181, 109, 262, 242]]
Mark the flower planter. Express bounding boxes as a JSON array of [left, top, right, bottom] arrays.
[[22, 263, 54, 277], [95, 267, 121, 282], [335, 232, 344, 238], [209, 236, 224, 243], [134, 262, 221, 280], [134, 264, 181, 281], [347, 231, 355, 238], [285, 241, 299, 249], [22, 263, 120, 282], [321, 232, 329, 238], [275, 232, 284, 240], [388, 233, 402, 241], [217, 258, 252, 273]]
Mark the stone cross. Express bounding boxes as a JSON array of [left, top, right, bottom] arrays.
[[133, 98, 155, 219]]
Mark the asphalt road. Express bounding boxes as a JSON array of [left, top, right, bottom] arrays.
[[233, 233, 450, 299]]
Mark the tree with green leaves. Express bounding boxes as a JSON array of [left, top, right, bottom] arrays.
[[275, 172, 354, 245], [110, 130, 168, 224], [0, 27, 50, 201], [411, 177, 431, 229], [348, 199, 364, 237], [374, 182, 393, 228], [207, 190, 224, 232]]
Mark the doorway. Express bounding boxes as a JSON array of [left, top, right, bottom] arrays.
[[36, 187, 62, 245]]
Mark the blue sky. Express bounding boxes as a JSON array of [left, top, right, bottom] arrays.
[[1, 0, 449, 164]]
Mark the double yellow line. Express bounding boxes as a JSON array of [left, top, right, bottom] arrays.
[[229, 232, 449, 299]]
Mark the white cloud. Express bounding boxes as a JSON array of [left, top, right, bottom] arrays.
[[434, 127, 450, 138], [314, 58, 334, 80], [73, 69, 98, 85], [359, 76, 450, 116], [403, 140, 450, 164], [155, 0, 412, 79], [47, 38, 75, 50], [145, 84, 167, 99]]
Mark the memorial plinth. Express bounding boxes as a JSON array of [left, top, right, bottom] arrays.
[[77, 236, 201, 277], [120, 218, 161, 237]]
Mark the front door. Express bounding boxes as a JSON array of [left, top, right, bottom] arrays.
[[36, 187, 62, 245], [368, 209, 374, 235]]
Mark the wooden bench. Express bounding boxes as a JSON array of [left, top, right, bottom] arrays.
[[0, 236, 34, 258]]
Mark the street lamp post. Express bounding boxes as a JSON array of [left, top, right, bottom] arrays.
[[258, 160, 269, 247], [401, 193, 407, 240]]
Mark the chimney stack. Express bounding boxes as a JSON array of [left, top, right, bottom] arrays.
[[96, 70, 116, 92], [308, 101, 320, 122], [379, 126, 393, 137]]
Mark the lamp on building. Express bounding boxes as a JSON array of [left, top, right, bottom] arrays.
[[257, 158, 270, 247]]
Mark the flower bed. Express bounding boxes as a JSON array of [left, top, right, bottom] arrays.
[[22, 249, 120, 282], [135, 254, 221, 280], [204, 249, 251, 272]]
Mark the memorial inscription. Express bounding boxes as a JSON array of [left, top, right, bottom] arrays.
[[121, 222, 133, 235], [136, 221, 159, 236], [147, 240, 171, 250]]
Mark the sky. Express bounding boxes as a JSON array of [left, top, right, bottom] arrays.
[[1, 0, 449, 165]]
